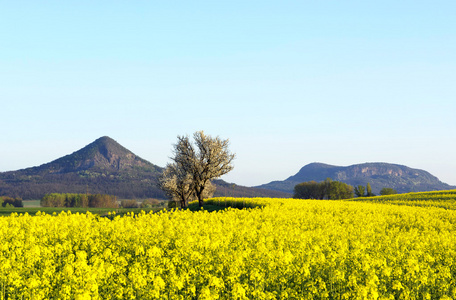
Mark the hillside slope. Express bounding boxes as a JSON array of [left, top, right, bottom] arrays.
[[256, 162, 454, 195], [0, 137, 164, 199], [212, 179, 291, 198]]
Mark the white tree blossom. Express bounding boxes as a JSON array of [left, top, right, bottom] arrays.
[[169, 131, 235, 208], [158, 162, 194, 208]]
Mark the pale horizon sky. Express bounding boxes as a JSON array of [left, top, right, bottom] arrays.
[[1, 1, 455, 187]]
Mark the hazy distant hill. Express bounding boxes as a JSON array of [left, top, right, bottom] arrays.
[[0, 136, 291, 200], [256, 162, 455, 195], [212, 179, 291, 198]]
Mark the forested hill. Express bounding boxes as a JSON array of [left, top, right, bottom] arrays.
[[0, 137, 291, 200], [0, 137, 165, 199], [256, 162, 455, 195], [26, 136, 156, 175]]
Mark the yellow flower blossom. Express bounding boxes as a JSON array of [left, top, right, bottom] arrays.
[[0, 192, 455, 298]]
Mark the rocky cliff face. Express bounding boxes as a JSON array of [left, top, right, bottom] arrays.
[[257, 162, 454, 194]]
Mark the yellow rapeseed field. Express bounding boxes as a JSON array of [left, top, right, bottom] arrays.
[[1, 195, 456, 299]]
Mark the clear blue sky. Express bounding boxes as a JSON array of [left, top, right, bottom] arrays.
[[1, 1, 455, 187]]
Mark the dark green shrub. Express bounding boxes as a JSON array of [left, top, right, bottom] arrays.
[[0, 196, 23, 207]]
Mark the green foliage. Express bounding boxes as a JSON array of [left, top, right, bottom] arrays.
[[167, 200, 178, 209], [294, 178, 354, 200], [354, 183, 375, 197], [326, 179, 354, 200], [293, 181, 325, 199], [354, 185, 366, 197], [366, 182, 375, 197], [380, 187, 398, 195], [41, 193, 88, 207], [41, 193, 118, 208], [0, 196, 23, 207]]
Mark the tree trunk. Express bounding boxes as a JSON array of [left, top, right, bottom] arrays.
[[196, 185, 205, 208], [196, 191, 204, 208], [180, 195, 188, 209]]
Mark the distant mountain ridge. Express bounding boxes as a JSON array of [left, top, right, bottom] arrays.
[[2, 138, 450, 199], [0, 137, 291, 199], [256, 162, 454, 195]]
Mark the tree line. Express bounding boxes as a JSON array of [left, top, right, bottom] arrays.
[[41, 193, 119, 208], [355, 184, 397, 197], [354, 183, 375, 197], [0, 171, 165, 200], [293, 178, 354, 200], [0, 196, 23, 207], [295, 180, 398, 200]]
